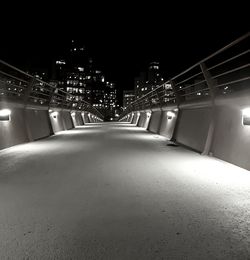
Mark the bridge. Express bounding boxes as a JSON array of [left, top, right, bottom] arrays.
[[0, 33, 249, 259]]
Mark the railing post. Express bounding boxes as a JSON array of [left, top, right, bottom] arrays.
[[23, 77, 36, 107], [156, 88, 164, 133], [48, 86, 57, 108], [170, 80, 181, 106], [200, 62, 216, 155], [169, 80, 181, 142], [23, 77, 36, 141]]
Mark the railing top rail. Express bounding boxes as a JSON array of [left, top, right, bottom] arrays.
[[0, 59, 104, 119], [171, 32, 249, 81], [120, 32, 249, 118], [0, 59, 56, 89]]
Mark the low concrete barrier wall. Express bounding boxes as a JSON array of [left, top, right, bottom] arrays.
[[83, 113, 90, 123], [174, 107, 212, 152], [72, 112, 84, 127], [49, 110, 64, 133], [137, 112, 146, 127], [159, 109, 178, 140], [137, 111, 151, 129], [0, 106, 29, 150], [129, 113, 134, 123], [25, 109, 52, 141], [210, 93, 250, 170], [131, 112, 140, 125], [0, 105, 53, 150], [148, 110, 162, 134], [61, 111, 74, 130], [130, 89, 250, 170], [0, 104, 77, 150], [0, 99, 101, 151]]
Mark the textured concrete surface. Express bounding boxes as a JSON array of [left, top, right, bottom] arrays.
[[0, 123, 250, 259]]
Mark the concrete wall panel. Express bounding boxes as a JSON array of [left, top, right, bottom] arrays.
[[159, 110, 178, 140], [25, 109, 52, 140], [132, 113, 140, 125], [0, 107, 29, 150], [137, 112, 146, 127], [83, 113, 90, 123], [62, 111, 74, 130], [72, 112, 84, 127], [175, 108, 211, 152], [148, 111, 162, 134], [50, 111, 65, 133], [138, 112, 151, 129], [211, 105, 250, 170]]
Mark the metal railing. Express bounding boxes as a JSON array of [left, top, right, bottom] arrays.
[[120, 32, 250, 119], [0, 60, 104, 119]]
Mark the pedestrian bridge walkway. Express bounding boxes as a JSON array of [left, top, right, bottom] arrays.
[[1, 122, 250, 259]]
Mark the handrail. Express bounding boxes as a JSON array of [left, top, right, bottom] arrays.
[[171, 32, 250, 81], [0, 59, 104, 119], [120, 32, 249, 120]]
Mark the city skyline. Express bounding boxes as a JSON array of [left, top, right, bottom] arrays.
[[1, 6, 249, 97]]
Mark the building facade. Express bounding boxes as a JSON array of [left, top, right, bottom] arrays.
[[123, 90, 135, 109], [51, 40, 118, 120], [134, 62, 165, 99]]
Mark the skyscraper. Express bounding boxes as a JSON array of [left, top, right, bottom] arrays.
[[51, 40, 118, 119], [123, 90, 135, 109], [134, 62, 165, 99]]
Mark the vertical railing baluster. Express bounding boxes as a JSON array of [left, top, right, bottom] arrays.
[[200, 62, 216, 155]]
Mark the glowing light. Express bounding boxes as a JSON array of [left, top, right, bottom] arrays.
[[78, 67, 84, 72], [51, 111, 58, 118], [71, 112, 76, 116], [242, 108, 250, 117], [242, 108, 250, 125], [0, 109, 11, 116], [167, 111, 175, 119], [0, 109, 11, 121]]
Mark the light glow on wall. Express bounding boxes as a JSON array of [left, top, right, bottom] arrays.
[[167, 111, 175, 119], [242, 108, 250, 125], [50, 111, 58, 119], [0, 109, 11, 121]]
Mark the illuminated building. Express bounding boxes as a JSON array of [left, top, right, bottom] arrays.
[[51, 39, 118, 118], [134, 62, 165, 99], [123, 90, 135, 109]]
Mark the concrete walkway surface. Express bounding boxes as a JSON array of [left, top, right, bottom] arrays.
[[0, 123, 250, 259]]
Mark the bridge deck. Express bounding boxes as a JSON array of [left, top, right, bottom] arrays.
[[0, 123, 250, 259]]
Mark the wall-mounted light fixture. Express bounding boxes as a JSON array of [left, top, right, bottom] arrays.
[[50, 111, 58, 119], [0, 109, 11, 121], [146, 112, 151, 117], [167, 111, 175, 120], [242, 108, 250, 125]]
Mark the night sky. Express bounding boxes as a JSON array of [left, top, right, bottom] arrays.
[[0, 4, 249, 103]]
